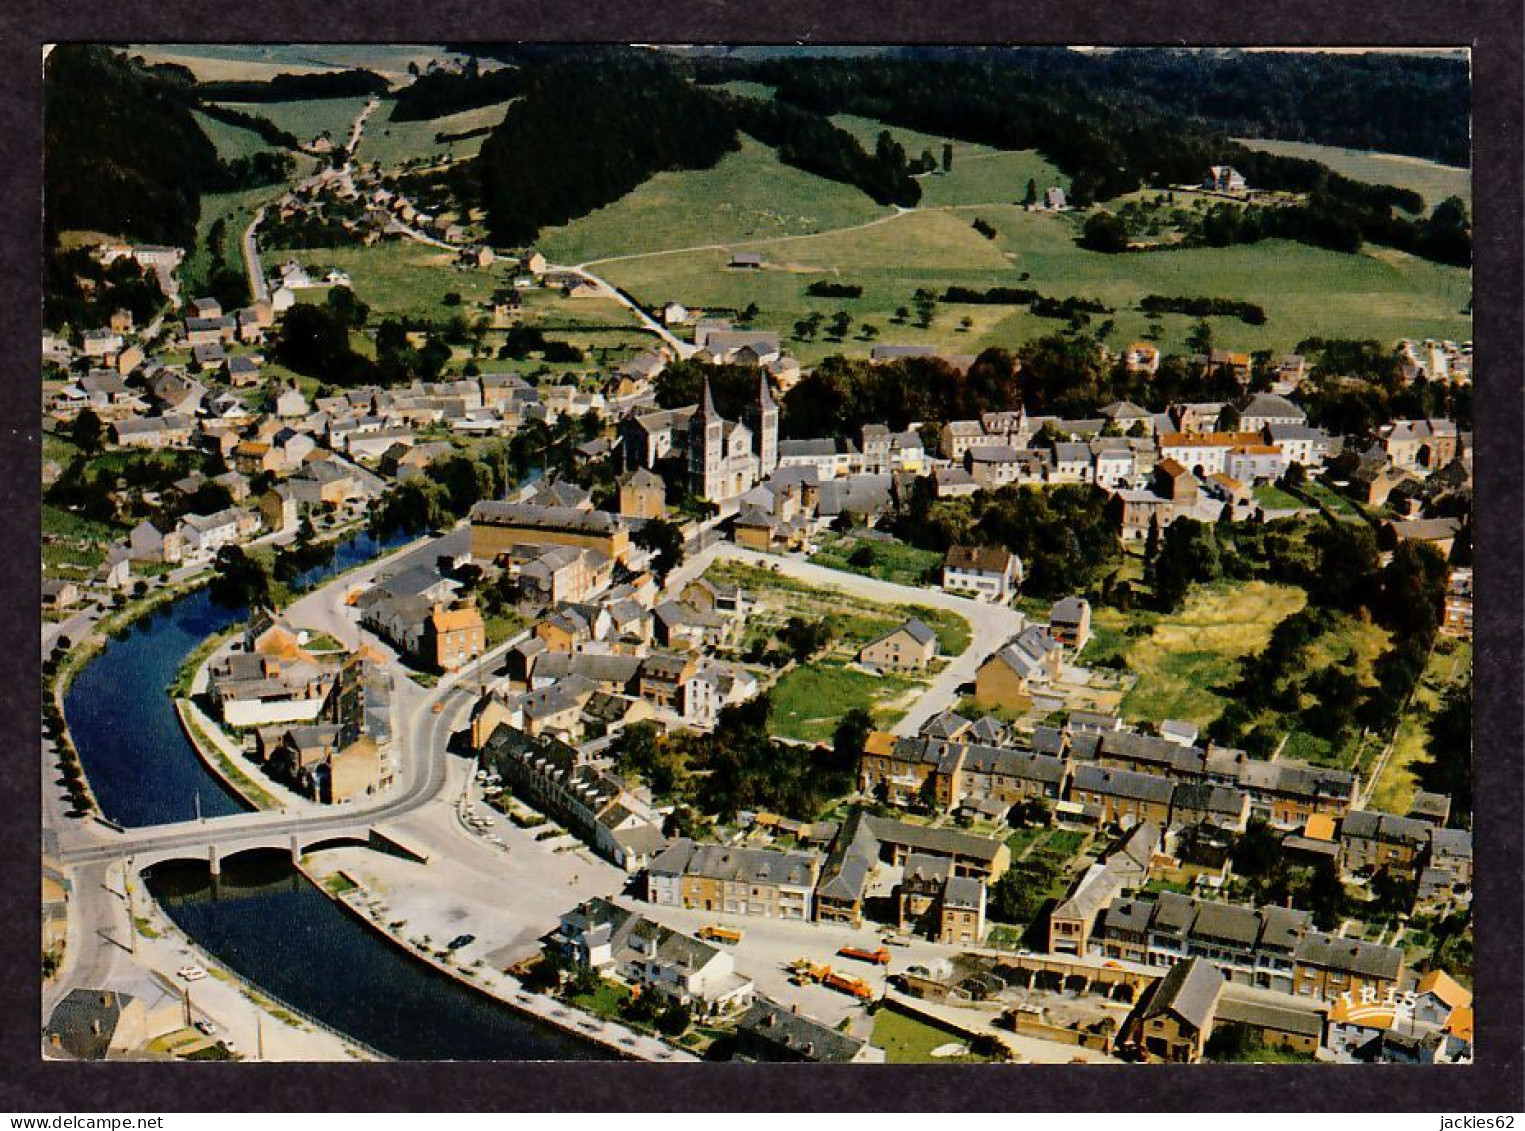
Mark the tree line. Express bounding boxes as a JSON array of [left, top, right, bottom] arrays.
[[197, 69, 389, 104], [1139, 294, 1267, 325], [390, 58, 522, 121], [711, 53, 1463, 265], [473, 59, 739, 246]]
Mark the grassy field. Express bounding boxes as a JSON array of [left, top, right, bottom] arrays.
[[1368, 639, 1472, 814], [1252, 483, 1308, 511], [828, 112, 999, 165], [1235, 137, 1470, 212], [809, 534, 943, 589], [598, 201, 1471, 361], [538, 136, 891, 266], [268, 241, 646, 332], [1300, 479, 1367, 522], [218, 97, 372, 148], [1119, 580, 1307, 728], [870, 1005, 1001, 1064], [914, 151, 1069, 209], [130, 44, 473, 83], [358, 98, 514, 170], [193, 110, 286, 162], [769, 660, 923, 744], [184, 183, 287, 298]]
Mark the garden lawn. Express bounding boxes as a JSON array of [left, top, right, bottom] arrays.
[[1119, 580, 1307, 728], [769, 661, 922, 744], [871, 1005, 1000, 1064], [1252, 483, 1307, 511], [1301, 480, 1367, 522], [568, 978, 633, 1020]]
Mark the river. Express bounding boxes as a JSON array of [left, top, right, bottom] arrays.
[[145, 853, 612, 1061], [63, 528, 413, 828], [63, 525, 612, 1060]]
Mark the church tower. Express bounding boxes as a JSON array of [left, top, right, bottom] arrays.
[[747, 373, 779, 478], [689, 378, 725, 501]]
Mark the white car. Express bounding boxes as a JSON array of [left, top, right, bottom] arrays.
[[177, 965, 208, 982]]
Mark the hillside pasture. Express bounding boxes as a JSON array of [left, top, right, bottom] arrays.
[[1235, 137, 1471, 212], [597, 200, 1471, 360], [359, 98, 515, 170], [538, 136, 891, 266]]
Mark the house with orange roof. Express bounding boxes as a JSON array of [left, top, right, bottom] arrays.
[[1414, 969, 1472, 1031], [423, 599, 486, 673]]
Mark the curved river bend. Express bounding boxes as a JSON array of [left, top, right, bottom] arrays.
[[64, 528, 612, 1060]]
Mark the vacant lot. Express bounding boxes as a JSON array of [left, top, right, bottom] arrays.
[[770, 661, 923, 744], [1235, 137, 1470, 212], [539, 136, 890, 266], [1368, 640, 1472, 814], [809, 534, 943, 589], [1119, 581, 1306, 727], [705, 559, 970, 656]]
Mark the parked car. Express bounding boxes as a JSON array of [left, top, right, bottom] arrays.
[[177, 965, 208, 982]]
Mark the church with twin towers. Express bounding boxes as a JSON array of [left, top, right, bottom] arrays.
[[689, 374, 779, 504]]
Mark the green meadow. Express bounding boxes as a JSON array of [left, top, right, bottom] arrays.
[[596, 201, 1471, 360], [1235, 137, 1471, 212]]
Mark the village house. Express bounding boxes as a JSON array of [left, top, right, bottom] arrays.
[[555, 897, 755, 1015], [858, 618, 939, 673], [1204, 165, 1247, 193], [1049, 823, 1159, 956], [897, 854, 988, 944], [480, 725, 667, 871], [646, 839, 819, 921], [111, 414, 194, 450], [732, 999, 882, 1064], [1381, 419, 1460, 473], [422, 599, 487, 673], [942, 544, 1022, 603], [974, 626, 1063, 709], [1130, 956, 1224, 1063], [469, 501, 631, 566], [1338, 810, 1431, 877], [1068, 764, 1176, 829], [1047, 596, 1092, 650]]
